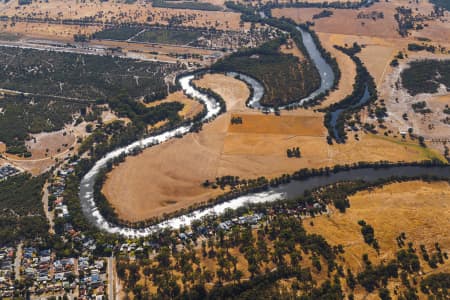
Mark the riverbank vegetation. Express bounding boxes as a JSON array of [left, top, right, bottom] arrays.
[[115, 177, 450, 299], [322, 43, 377, 143], [223, 3, 341, 108], [401, 60, 450, 96], [95, 158, 447, 230]]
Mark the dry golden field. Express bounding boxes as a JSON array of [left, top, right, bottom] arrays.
[[0, 0, 245, 30], [308, 180, 450, 298]]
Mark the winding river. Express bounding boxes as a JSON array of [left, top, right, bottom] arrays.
[[79, 28, 449, 237], [228, 27, 335, 112]]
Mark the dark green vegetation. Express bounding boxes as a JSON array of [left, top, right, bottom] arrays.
[[313, 10, 333, 19], [108, 94, 184, 126], [430, 0, 450, 11], [212, 38, 320, 107], [92, 25, 142, 40], [230, 116, 242, 124], [223, 3, 340, 107], [152, 0, 223, 11], [77, 99, 186, 159], [407, 43, 436, 53], [286, 147, 301, 158], [0, 173, 49, 244], [358, 220, 379, 251], [420, 273, 450, 297], [133, 28, 202, 45], [401, 60, 450, 96], [249, 0, 375, 11], [0, 95, 84, 155], [323, 43, 377, 143], [412, 101, 432, 114], [0, 46, 180, 101]]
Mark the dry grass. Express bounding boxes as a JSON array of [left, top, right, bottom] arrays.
[[193, 73, 250, 112], [228, 114, 324, 136], [0, 21, 101, 42], [273, 2, 400, 39], [25, 130, 76, 159], [307, 180, 450, 298], [0, 0, 246, 30], [279, 39, 305, 61]]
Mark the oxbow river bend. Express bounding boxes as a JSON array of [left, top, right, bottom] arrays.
[[79, 28, 449, 237]]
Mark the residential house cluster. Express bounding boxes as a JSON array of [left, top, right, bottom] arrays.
[[0, 164, 20, 181], [78, 257, 107, 299], [217, 213, 264, 231], [0, 247, 15, 298]]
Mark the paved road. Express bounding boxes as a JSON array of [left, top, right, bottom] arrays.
[[107, 256, 116, 300], [14, 242, 22, 281]]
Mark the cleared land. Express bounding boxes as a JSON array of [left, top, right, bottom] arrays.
[[307, 180, 450, 297], [25, 130, 76, 159], [103, 73, 445, 222]]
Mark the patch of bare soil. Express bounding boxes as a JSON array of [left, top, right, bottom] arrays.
[[25, 130, 76, 159], [375, 57, 450, 151]]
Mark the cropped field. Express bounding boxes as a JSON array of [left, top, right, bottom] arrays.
[[92, 25, 143, 41], [228, 114, 324, 136]]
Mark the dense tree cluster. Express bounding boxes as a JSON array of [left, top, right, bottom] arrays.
[[0, 46, 180, 101], [401, 60, 450, 96], [286, 147, 301, 158], [212, 37, 320, 107], [0, 95, 84, 155], [0, 173, 49, 244]]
